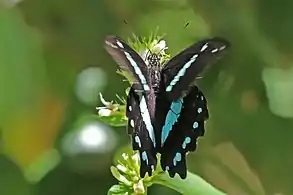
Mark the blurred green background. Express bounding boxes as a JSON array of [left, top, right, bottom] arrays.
[[1, 0, 293, 194]]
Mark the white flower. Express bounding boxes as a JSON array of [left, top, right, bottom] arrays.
[[96, 93, 119, 116], [153, 40, 168, 54], [116, 164, 128, 173], [122, 153, 129, 160], [98, 108, 112, 116], [99, 93, 111, 107], [131, 152, 140, 165]]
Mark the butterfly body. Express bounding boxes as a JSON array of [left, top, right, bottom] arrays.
[[105, 35, 229, 179]]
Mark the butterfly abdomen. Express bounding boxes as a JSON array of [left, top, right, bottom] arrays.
[[145, 89, 158, 123]]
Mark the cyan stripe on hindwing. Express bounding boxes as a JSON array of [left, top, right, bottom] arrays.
[[139, 96, 156, 147], [166, 54, 198, 92], [161, 98, 184, 146], [116, 40, 150, 91]]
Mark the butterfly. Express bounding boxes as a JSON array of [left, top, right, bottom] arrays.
[[104, 35, 230, 179]]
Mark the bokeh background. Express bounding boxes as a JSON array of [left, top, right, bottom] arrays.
[[1, 0, 293, 194]]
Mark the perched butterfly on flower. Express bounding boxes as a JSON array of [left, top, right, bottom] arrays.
[[104, 35, 230, 179]]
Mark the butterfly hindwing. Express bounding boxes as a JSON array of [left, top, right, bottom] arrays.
[[126, 86, 157, 178], [158, 86, 209, 179], [105, 35, 151, 91], [162, 37, 230, 100]]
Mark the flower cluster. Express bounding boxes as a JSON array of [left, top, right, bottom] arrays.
[[109, 151, 153, 195], [96, 93, 119, 117]]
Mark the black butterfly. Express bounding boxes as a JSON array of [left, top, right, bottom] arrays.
[[104, 35, 230, 179]]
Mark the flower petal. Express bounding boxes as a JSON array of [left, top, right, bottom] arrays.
[[98, 108, 112, 116], [153, 40, 167, 53], [99, 93, 110, 106]]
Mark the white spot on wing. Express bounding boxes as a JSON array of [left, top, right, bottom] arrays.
[[134, 135, 141, 148], [200, 43, 208, 52], [193, 121, 199, 128], [128, 106, 132, 111], [105, 40, 118, 49], [197, 108, 202, 113], [211, 48, 218, 53], [116, 41, 124, 48], [219, 46, 226, 50], [130, 119, 134, 127]]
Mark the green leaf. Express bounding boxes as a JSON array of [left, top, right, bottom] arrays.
[[96, 93, 128, 127], [0, 9, 47, 124], [97, 113, 127, 127], [24, 148, 61, 183], [0, 156, 33, 195], [152, 171, 226, 195], [107, 184, 131, 195]]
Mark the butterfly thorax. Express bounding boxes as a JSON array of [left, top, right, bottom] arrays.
[[144, 53, 162, 123], [147, 53, 162, 94]]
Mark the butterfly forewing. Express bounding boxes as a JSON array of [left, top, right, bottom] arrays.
[[158, 86, 209, 179], [162, 37, 230, 101], [105, 36, 151, 91], [126, 86, 157, 178]]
